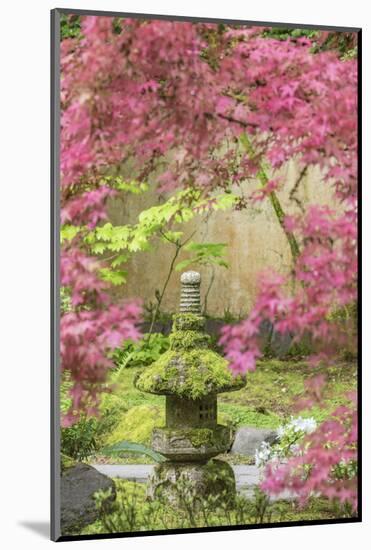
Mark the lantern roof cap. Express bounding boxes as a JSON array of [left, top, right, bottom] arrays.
[[180, 271, 201, 285], [134, 347, 245, 398]]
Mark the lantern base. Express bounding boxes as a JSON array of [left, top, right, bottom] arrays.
[[147, 459, 236, 507]]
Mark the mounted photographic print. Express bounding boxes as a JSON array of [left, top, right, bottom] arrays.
[[51, 8, 361, 541]]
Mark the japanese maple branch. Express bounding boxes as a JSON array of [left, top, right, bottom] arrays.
[[210, 110, 300, 262], [240, 133, 300, 263], [289, 165, 308, 214], [215, 112, 260, 129], [203, 265, 215, 315]]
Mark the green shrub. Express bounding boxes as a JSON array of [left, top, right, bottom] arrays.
[[112, 333, 170, 370], [262, 28, 318, 41], [61, 416, 99, 461], [60, 286, 72, 314], [60, 14, 81, 40], [60, 370, 129, 459]]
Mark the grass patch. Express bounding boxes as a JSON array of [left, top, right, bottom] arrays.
[[218, 402, 282, 429], [102, 404, 165, 447], [82, 358, 356, 462], [76, 479, 355, 536], [219, 358, 357, 427]]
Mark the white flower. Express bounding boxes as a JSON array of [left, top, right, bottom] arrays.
[[277, 425, 286, 439], [289, 416, 317, 434], [255, 417, 317, 468], [255, 441, 272, 467], [277, 416, 317, 441], [289, 443, 301, 455]]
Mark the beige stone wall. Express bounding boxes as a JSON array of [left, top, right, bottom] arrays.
[[107, 160, 336, 317]]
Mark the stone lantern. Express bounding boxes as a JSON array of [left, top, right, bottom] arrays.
[[135, 271, 246, 503]]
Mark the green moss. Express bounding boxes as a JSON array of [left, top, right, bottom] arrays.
[[135, 310, 245, 398], [158, 426, 226, 448], [103, 405, 165, 446], [169, 329, 210, 350], [135, 349, 245, 399], [151, 459, 236, 507], [189, 428, 215, 447], [173, 313, 205, 331]]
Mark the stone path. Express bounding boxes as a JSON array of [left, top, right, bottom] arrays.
[[92, 464, 295, 500], [92, 464, 261, 498]]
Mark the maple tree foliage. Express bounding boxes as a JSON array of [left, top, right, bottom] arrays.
[[60, 16, 358, 507]]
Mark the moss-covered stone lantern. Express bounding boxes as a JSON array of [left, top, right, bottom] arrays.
[[135, 271, 246, 503]]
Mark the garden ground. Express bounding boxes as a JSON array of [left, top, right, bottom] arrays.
[[61, 354, 357, 535], [85, 356, 357, 465], [79, 479, 356, 535]]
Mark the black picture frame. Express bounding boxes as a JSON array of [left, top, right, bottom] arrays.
[[51, 8, 362, 542]]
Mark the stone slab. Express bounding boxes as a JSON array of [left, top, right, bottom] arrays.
[[230, 427, 279, 456], [61, 463, 116, 534]]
